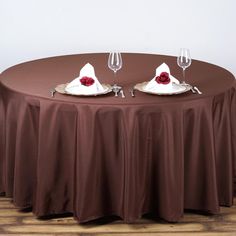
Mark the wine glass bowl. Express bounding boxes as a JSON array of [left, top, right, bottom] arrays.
[[108, 52, 122, 73], [177, 48, 191, 84], [108, 52, 122, 96]]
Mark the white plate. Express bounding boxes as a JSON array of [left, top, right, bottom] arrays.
[[55, 83, 113, 96], [134, 82, 191, 95]]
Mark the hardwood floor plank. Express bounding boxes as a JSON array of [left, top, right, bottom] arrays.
[[1, 197, 236, 235], [0, 217, 17, 225], [0, 201, 16, 208], [3, 223, 205, 233], [210, 222, 236, 231], [223, 214, 236, 221], [0, 198, 12, 201], [0, 234, 62, 236], [95, 233, 236, 236], [220, 206, 236, 214], [0, 209, 33, 217], [179, 214, 217, 223], [22, 216, 78, 225]]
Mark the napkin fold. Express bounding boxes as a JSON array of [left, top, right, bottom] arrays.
[[145, 63, 179, 93], [65, 63, 105, 95]]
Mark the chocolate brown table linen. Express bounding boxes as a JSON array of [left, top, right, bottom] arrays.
[[0, 53, 235, 223]]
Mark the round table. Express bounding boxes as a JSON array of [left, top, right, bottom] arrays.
[[0, 53, 235, 223]]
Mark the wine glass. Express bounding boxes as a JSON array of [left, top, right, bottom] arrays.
[[177, 48, 191, 85], [108, 52, 122, 96]]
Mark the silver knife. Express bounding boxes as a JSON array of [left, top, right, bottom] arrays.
[[193, 86, 202, 94], [120, 89, 125, 98]]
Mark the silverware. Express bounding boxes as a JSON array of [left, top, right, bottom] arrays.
[[182, 82, 202, 94], [178, 82, 200, 94], [119, 89, 125, 98], [189, 86, 197, 94], [130, 88, 135, 97], [112, 85, 121, 97], [193, 86, 202, 94], [50, 88, 56, 97]]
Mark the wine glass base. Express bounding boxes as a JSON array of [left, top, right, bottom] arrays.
[[181, 81, 187, 85], [112, 84, 122, 97]]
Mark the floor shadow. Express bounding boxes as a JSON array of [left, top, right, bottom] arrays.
[[80, 215, 121, 225], [37, 212, 74, 220]]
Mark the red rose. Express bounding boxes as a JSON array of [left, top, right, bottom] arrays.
[[80, 76, 95, 86], [155, 72, 170, 85]]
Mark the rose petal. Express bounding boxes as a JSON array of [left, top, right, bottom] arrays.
[[155, 72, 170, 85], [80, 76, 95, 86]]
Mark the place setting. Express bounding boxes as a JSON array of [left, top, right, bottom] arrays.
[[54, 52, 125, 98], [133, 48, 202, 96]]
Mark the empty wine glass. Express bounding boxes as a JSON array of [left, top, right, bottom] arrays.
[[177, 48, 191, 85], [108, 52, 122, 96]]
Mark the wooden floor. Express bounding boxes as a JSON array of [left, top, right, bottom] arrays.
[[0, 197, 236, 235]]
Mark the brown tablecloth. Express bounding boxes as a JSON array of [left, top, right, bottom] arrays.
[[0, 53, 236, 223]]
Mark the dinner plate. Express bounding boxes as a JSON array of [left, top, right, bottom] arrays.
[[134, 82, 191, 95], [55, 83, 113, 96]]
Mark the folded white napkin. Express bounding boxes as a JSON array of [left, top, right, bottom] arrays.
[[65, 63, 105, 95], [145, 63, 179, 93]]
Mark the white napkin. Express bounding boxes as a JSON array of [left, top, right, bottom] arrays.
[[65, 63, 105, 95], [145, 63, 179, 93]]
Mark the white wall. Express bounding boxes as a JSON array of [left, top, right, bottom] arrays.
[[0, 0, 235, 76]]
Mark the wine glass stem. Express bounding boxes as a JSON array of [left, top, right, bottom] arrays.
[[114, 71, 117, 86], [182, 68, 186, 84]]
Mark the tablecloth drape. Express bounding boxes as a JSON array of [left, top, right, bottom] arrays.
[[0, 53, 235, 222]]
